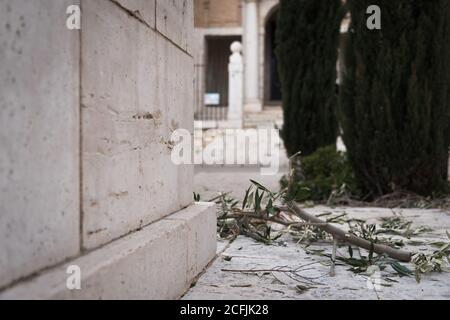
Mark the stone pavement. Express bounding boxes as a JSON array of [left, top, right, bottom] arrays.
[[183, 207, 450, 300], [193, 127, 289, 202], [188, 161, 450, 300], [194, 166, 285, 202]]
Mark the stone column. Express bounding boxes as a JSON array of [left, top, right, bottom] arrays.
[[243, 0, 262, 112], [228, 42, 244, 128]]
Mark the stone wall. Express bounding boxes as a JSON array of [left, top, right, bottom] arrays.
[[0, 0, 216, 299], [80, 0, 194, 250], [0, 0, 81, 290]]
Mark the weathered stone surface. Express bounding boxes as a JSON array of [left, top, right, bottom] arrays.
[[184, 207, 450, 300], [0, 203, 215, 300], [191, 160, 450, 300], [0, 0, 80, 289], [156, 29, 195, 208], [81, 0, 194, 250], [114, 0, 156, 28], [156, 0, 194, 54], [0, 0, 209, 300], [168, 202, 217, 280]]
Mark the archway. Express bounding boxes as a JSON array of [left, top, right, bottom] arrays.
[[264, 7, 282, 104]]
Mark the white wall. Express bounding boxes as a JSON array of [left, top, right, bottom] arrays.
[[0, 0, 81, 289], [0, 0, 196, 291], [81, 0, 194, 250]]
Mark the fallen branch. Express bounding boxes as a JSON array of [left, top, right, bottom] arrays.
[[287, 202, 412, 262], [219, 212, 327, 229]]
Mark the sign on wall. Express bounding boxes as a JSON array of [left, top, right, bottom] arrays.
[[204, 93, 220, 106]]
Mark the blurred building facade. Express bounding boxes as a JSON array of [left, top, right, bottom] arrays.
[[193, 0, 349, 127]]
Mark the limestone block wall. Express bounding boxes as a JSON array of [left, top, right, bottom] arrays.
[[81, 0, 194, 250], [0, 0, 81, 290], [0, 0, 197, 293]]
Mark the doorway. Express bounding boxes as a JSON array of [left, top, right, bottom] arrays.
[[264, 8, 282, 104], [205, 36, 241, 108]]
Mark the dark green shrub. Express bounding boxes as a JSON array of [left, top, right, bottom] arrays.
[[276, 0, 343, 157], [282, 145, 359, 202], [339, 0, 450, 197]]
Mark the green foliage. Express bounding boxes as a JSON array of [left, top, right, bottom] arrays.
[[283, 145, 359, 202], [216, 182, 285, 244], [211, 180, 450, 282], [412, 231, 450, 282], [277, 0, 343, 157], [339, 0, 450, 197]]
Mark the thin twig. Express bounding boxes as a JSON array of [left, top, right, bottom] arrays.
[[218, 212, 327, 228], [222, 264, 325, 286], [330, 237, 338, 277]]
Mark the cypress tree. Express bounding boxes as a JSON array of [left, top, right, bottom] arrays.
[[339, 0, 450, 197], [277, 0, 343, 157]]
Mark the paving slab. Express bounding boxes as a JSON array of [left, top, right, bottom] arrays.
[[195, 166, 285, 202], [191, 139, 450, 300], [183, 207, 450, 300]]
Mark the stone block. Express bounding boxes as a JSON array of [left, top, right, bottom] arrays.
[[0, 203, 216, 300], [81, 0, 193, 249], [156, 33, 195, 207], [167, 202, 217, 280], [114, 0, 156, 28], [156, 0, 194, 54], [0, 0, 80, 289]]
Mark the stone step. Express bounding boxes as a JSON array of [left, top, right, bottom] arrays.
[[244, 109, 284, 128], [0, 203, 216, 300]]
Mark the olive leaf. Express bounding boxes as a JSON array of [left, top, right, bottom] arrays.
[[348, 246, 354, 258], [242, 187, 251, 209], [390, 261, 413, 277]]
